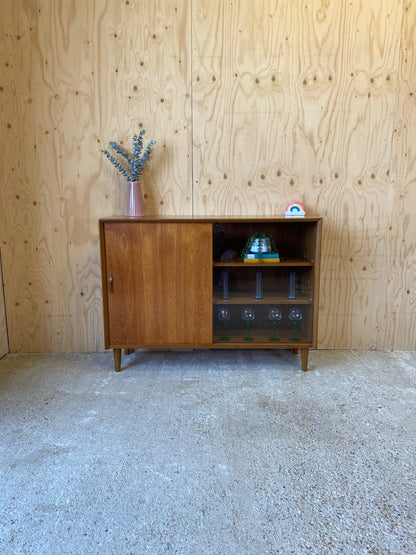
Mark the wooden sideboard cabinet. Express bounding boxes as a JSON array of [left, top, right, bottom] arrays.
[[99, 216, 322, 372]]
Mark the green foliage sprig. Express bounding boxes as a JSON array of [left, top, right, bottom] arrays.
[[101, 129, 156, 182]]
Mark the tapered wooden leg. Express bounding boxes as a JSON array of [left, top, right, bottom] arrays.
[[300, 348, 309, 372], [292, 348, 299, 355], [113, 348, 122, 372], [124, 349, 135, 355]]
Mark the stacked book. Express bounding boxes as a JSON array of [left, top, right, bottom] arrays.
[[244, 253, 280, 263]]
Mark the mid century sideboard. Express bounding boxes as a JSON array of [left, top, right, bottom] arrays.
[[99, 216, 322, 372]]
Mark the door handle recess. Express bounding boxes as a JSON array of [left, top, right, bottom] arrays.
[[108, 276, 114, 293]]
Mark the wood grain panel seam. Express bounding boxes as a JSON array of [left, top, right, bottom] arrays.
[[0, 249, 10, 356]]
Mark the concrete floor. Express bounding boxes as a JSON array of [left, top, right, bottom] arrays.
[[0, 349, 415, 554]]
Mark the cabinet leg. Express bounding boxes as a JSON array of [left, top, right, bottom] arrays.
[[292, 348, 299, 355], [124, 349, 135, 355], [300, 348, 309, 372], [113, 348, 122, 372]]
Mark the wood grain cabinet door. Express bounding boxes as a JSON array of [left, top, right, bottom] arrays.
[[102, 222, 212, 347]]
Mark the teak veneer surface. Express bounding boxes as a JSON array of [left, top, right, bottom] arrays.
[[102, 222, 212, 347], [100, 217, 322, 371]]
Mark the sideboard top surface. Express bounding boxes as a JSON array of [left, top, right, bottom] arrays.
[[99, 215, 322, 223]]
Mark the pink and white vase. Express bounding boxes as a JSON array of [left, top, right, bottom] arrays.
[[127, 180, 145, 217]]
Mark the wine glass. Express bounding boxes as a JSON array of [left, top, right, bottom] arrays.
[[241, 308, 255, 341], [288, 308, 303, 341], [218, 307, 231, 341], [268, 308, 282, 341]]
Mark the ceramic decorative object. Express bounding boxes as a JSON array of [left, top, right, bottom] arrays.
[[285, 202, 306, 217], [127, 181, 145, 217]]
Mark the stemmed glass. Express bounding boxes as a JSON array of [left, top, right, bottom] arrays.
[[218, 307, 231, 341], [288, 308, 303, 341], [241, 308, 255, 341], [268, 308, 282, 341]]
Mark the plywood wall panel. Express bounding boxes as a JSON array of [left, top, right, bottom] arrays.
[[306, 1, 401, 349], [94, 0, 192, 215], [384, 0, 416, 350], [192, 1, 401, 217], [0, 0, 192, 352], [192, 0, 405, 349], [0, 0, 414, 351], [192, 1, 312, 215]]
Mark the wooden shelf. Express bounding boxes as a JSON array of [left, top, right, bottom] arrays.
[[212, 341, 312, 348], [213, 257, 314, 267], [212, 328, 311, 345], [213, 294, 313, 305]]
